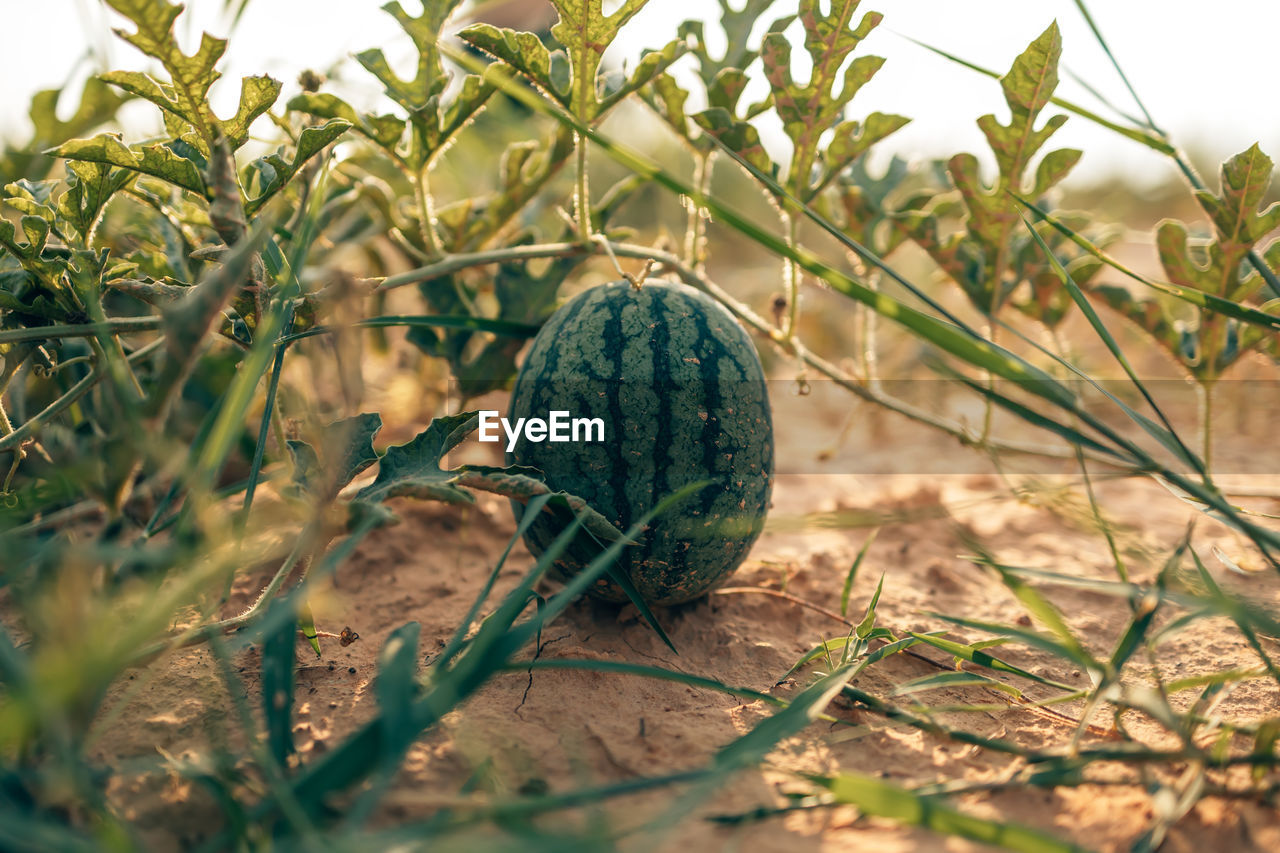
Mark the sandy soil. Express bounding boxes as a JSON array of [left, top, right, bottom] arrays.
[[78, 378, 1280, 852]]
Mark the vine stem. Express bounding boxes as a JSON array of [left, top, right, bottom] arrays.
[[781, 210, 800, 338], [1199, 381, 1214, 473], [0, 317, 163, 346], [574, 132, 592, 242], [414, 163, 444, 258], [685, 151, 714, 273], [378, 240, 1123, 468]]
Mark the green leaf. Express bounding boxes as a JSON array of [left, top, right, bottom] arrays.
[[223, 75, 283, 149], [24, 77, 131, 151], [691, 108, 775, 177], [244, 119, 351, 216], [408, 229, 587, 398], [287, 93, 406, 151], [761, 0, 900, 200], [905, 33, 1174, 155], [435, 129, 576, 253], [57, 161, 136, 237], [681, 0, 785, 86], [459, 23, 566, 105], [98, 70, 184, 125], [355, 0, 458, 110], [647, 1, 787, 149], [103, 0, 227, 143], [286, 413, 383, 501], [1032, 147, 1082, 197], [353, 411, 480, 506], [549, 0, 649, 121], [1149, 145, 1280, 378], [52, 133, 206, 195], [824, 112, 911, 180], [899, 22, 1078, 318], [353, 1, 493, 169]]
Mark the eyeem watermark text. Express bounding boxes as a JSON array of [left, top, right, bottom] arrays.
[[477, 410, 605, 452]]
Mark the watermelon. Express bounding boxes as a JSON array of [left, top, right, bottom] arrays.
[[507, 279, 773, 605]]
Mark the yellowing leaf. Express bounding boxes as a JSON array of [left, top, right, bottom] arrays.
[[52, 133, 206, 195]]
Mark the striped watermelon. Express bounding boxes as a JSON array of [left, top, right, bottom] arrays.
[[507, 280, 773, 605]]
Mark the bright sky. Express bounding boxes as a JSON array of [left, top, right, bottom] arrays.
[[2, 1, 1277, 189]]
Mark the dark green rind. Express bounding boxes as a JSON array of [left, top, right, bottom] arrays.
[[507, 280, 773, 605]]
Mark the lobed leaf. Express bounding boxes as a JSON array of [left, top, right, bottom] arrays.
[[1143, 144, 1280, 379], [244, 119, 351, 216], [52, 133, 206, 195], [353, 411, 481, 506], [759, 0, 903, 200], [897, 22, 1084, 319], [286, 413, 383, 501], [57, 161, 135, 238], [287, 93, 405, 151]]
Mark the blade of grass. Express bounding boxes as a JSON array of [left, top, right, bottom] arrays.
[[1017, 211, 1204, 473], [777, 632, 930, 685], [959, 535, 1100, 672], [923, 613, 1095, 676], [507, 658, 786, 708], [854, 573, 885, 639], [435, 492, 555, 671], [1189, 547, 1280, 688], [639, 663, 859, 839], [1106, 535, 1188, 674], [603, 561, 678, 654], [1074, 444, 1129, 583], [907, 631, 1077, 691], [240, 304, 295, 524], [343, 621, 423, 828], [893, 671, 1023, 699], [840, 528, 878, 617], [1061, 66, 1145, 128], [260, 595, 299, 770], [812, 770, 1087, 853], [925, 360, 1123, 461]]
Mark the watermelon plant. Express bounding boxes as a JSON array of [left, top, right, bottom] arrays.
[[1, 0, 1279, 850]]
